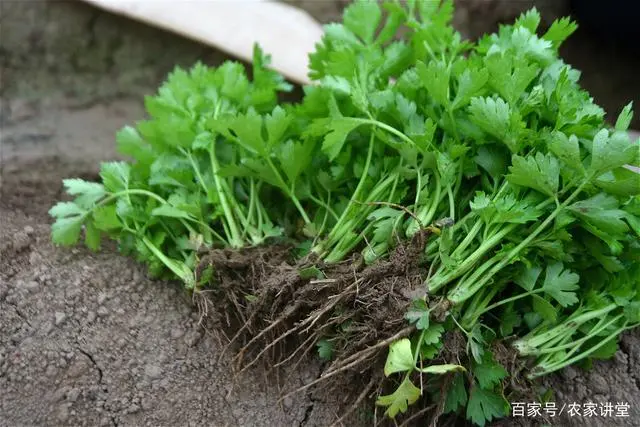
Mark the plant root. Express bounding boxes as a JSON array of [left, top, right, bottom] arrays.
[[196, 230, 471, 424]]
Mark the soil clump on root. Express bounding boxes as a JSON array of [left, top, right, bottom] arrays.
[[196, 229, 547, 426], [197, 231, 439, 423]]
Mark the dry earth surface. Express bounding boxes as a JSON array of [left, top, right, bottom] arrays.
[[1, 1, 639, 426]]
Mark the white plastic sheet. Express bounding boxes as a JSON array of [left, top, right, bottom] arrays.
[[80, 0, 324, 84]]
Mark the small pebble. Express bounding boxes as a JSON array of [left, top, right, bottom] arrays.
[[54, 312, 67, 325], [282, 396, 294, 409], [56, 404, 70, 423], [24, 281, 40, 292], [144, 364, 162, 379], [184, 331, 202, 347], [97, 293, 108, 305], [589, 373, 610, 394], [561, 366, 577, 381], [170, 328, 185, 339], [46, 365, 57, 377], [66, 388, 80, 402]]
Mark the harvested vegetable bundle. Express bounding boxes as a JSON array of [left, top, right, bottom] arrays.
[[50, 1, 640, 425]]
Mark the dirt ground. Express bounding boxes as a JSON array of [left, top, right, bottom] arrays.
[[1, 1, 639, 426]]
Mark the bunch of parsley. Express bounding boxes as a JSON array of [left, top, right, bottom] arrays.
[[50, 1, 639, 425]]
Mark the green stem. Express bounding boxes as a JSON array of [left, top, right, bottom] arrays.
[[208, 146, 244, 248], [184, 152, 236, 244], [324, 222, 374, 263], [414, 170, 423, 208], [529, 323, 628, 378], [478, 289, 541, 316], [353, 118, 426, 150], [514, 303, 618, 353], [407, 173, 443, 237], [447, 182, 589, 303], [322, 172, 398, 262], [312, 191, 332, 246], [141, 236, 195, 288], [91, 189, 203, 238], [314, 135, 379, 257], [529, 315, 623, 356], [429, 223, 517, 293], [246, 178, 257, 227], [308, 194, 340, 222], [425, 209, 475, 256], [401, 328, 427, 384], [424, 173, 443, 226], [460, 283, 505, 329], [450, 221, 483, 259], [265, 156, 311, 224], [327, 133, 376, 240]]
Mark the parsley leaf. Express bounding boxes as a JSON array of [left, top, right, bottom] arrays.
[[343, 0, 381, 44], [383, 338, 415, 376], [542, 262, 579, 307], [569, 194, 630, 239], [376, 377, 421, 418], [615, 102, 634, 131], [466, 386, 510, 427], [473, 352, 508, 390], [404, 299, 430, 330], [444, 373, 468, 414], [468, 96, 523, 152], [507, 152, 560, 197], [589, 129, 638, 176], [50, 212, 85, 246], [542, 17, 578, 48], [317, 339, 334, 361]]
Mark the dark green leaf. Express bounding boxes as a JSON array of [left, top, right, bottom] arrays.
[[595, 166, 640, 197], [317, 339, 334, 361], [474, 145, 509, 181], [84, 220, 101, 251], [405, 299, 430, 330], [317, 117, 365, 161], [468, 96, 523, 152], [569, 194, 629, 238], [532, 294, 558, 323], [542, 262, 579, 307], [466, 387, 509, 427], [417, 60, 450, 107], [444, 373, 468, 414], [473, 352, 507, 390], [515, 265, 542, 292], [507, 153, 560, 197]]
